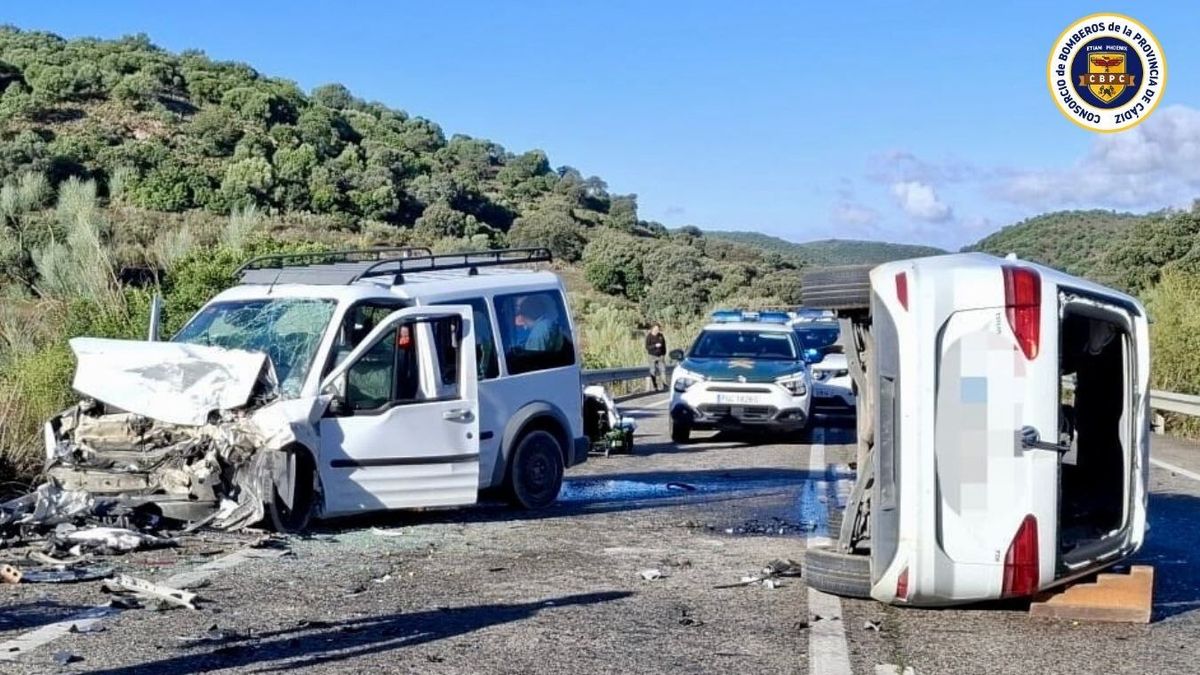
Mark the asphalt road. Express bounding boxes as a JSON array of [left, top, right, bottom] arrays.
[[2, 396, 1199, 674]]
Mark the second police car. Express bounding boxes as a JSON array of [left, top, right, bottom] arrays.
[[668, 310, 821, 442]]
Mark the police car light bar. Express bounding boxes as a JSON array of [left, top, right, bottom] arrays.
[[711, 309, 790, 324]]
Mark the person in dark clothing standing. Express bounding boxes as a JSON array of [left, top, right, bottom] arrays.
[[645, 322, 667, 391]]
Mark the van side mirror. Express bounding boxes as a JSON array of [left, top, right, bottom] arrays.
[[668, 349, 684, 362], [802, 348, 822, 364]]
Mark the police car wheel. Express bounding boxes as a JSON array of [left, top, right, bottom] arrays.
[[670, 418, 691, 444], [508, 430, 564, 510]]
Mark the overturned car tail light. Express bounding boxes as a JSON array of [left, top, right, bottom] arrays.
[[1002, 265, 1041, 360], [1001, 514, 1039, 598], [895, 272, 908, 311], [896, 565, 910, 601]]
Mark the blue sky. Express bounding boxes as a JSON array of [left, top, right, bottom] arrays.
[[5, 1, 1199, 249]]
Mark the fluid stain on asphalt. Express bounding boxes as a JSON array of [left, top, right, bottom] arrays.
[[558, 476, 799, 504]]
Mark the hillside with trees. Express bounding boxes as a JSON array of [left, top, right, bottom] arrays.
[[705, 231, 945, 266]]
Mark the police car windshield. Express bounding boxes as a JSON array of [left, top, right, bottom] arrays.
[[690, 329, 797, 360], [794, 324, 839, 351]]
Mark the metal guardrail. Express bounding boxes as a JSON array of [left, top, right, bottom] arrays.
[[1064, 376, 1200, 418], [1149, 390, 1200, 418], [583, 368, 1200, 419], [582, 366, 673, 386]]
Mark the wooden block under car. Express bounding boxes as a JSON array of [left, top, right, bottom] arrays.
[[1029, 565, 1153, 623]]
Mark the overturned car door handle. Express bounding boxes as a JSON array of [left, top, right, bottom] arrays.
[[442, 408, 474, 422], [1019, 426, 1071, 454]]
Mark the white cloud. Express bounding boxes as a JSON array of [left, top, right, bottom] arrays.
[[890, 180, 953, 222], [831, 202, 881, 227], [996, 105, 1200, 210]]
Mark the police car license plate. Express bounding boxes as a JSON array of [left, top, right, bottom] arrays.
[[716, 393, 762, 405]]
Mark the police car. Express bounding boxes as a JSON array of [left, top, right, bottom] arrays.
[[667, 310, 821, 442], [791, 319, 855, 410]]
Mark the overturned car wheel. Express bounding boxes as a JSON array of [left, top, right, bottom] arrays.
[[269, 449, 317, 534], [508, 430, 564, 510], [801, 265, 873, 311], [803, 547, 872, 599]]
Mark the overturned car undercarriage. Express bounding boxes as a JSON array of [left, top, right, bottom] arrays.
[[0, 337, 318, 551]]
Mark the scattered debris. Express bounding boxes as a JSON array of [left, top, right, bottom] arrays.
[[714, 558, 802, 589], [21, 564, 114, 584], [487, 566, 507, 573], [68, 623, 107, 635], [665, 482, 696, 492], [176, 624, 240, 646], [726, 517, 814, 536], [103, 574, 198, 610], [678, 608, 704, 627], [640, 568, 665, 581], [370, 527, 408, 538], [53, 650, 83, 666], [27, 550, 91, 567], [61, 527, 174, 553], [107, 596, 143, 610], [1, 564, 21, 584], [863, 619, 882, 632]]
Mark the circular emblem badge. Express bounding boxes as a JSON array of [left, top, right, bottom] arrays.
[[1047, 13, 1166, 132]]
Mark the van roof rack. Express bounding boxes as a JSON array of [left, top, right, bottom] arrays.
[[235, 247, 433, 285], [355, 247, 553, 285], [234, 246, 553, 286]]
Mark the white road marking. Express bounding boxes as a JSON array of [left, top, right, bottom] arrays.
[[0, 545, 285, 662], [875, 665, 916, 675], [807, 427, 853, 675], [1151, 457, 1200, 483]]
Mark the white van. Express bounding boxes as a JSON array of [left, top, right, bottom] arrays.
[[800, 253, 1150, 606], [45, 248, 587, 532]]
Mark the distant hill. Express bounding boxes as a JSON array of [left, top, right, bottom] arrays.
[[705, 231, 945, 266], [965, 209, 1152, 281]]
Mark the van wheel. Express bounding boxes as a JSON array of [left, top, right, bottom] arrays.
[[670, 418, 691, 444], [803, 547, 872, 599], [802, 265, 873, 311], [269, 450, 317, 534], [508, 430, 564, 510]]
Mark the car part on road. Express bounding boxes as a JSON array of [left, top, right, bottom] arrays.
[[508, 430, 565, 510], [640, 568, 664, 581], [803, 546, 872, 599], [102, 573, 198, 610], [21, 564, 114, 584]]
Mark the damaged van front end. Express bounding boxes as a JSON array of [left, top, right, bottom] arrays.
[[28, 337, 324, 534]]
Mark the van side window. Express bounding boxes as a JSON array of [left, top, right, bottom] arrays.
[[344, 317, 461, 411], [495, 290, 575, 375], [329, 301, 405, 373], [432, 298, 499, 380]]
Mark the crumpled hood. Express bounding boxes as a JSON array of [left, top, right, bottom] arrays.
[[69, 337, 277, 426], [679, 357, 806, 383]]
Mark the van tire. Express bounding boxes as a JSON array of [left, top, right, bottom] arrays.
[[802, 265, 873, 311], [269, 449, 317, 534], [508, 430, 565, 510], [670, 418, 691, 444], [803, 547, 872, 599]]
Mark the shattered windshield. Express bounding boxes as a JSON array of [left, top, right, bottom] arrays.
[[173, 298, 336, 397]]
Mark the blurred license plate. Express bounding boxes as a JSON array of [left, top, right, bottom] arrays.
[[716, 393, 761, 405]]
